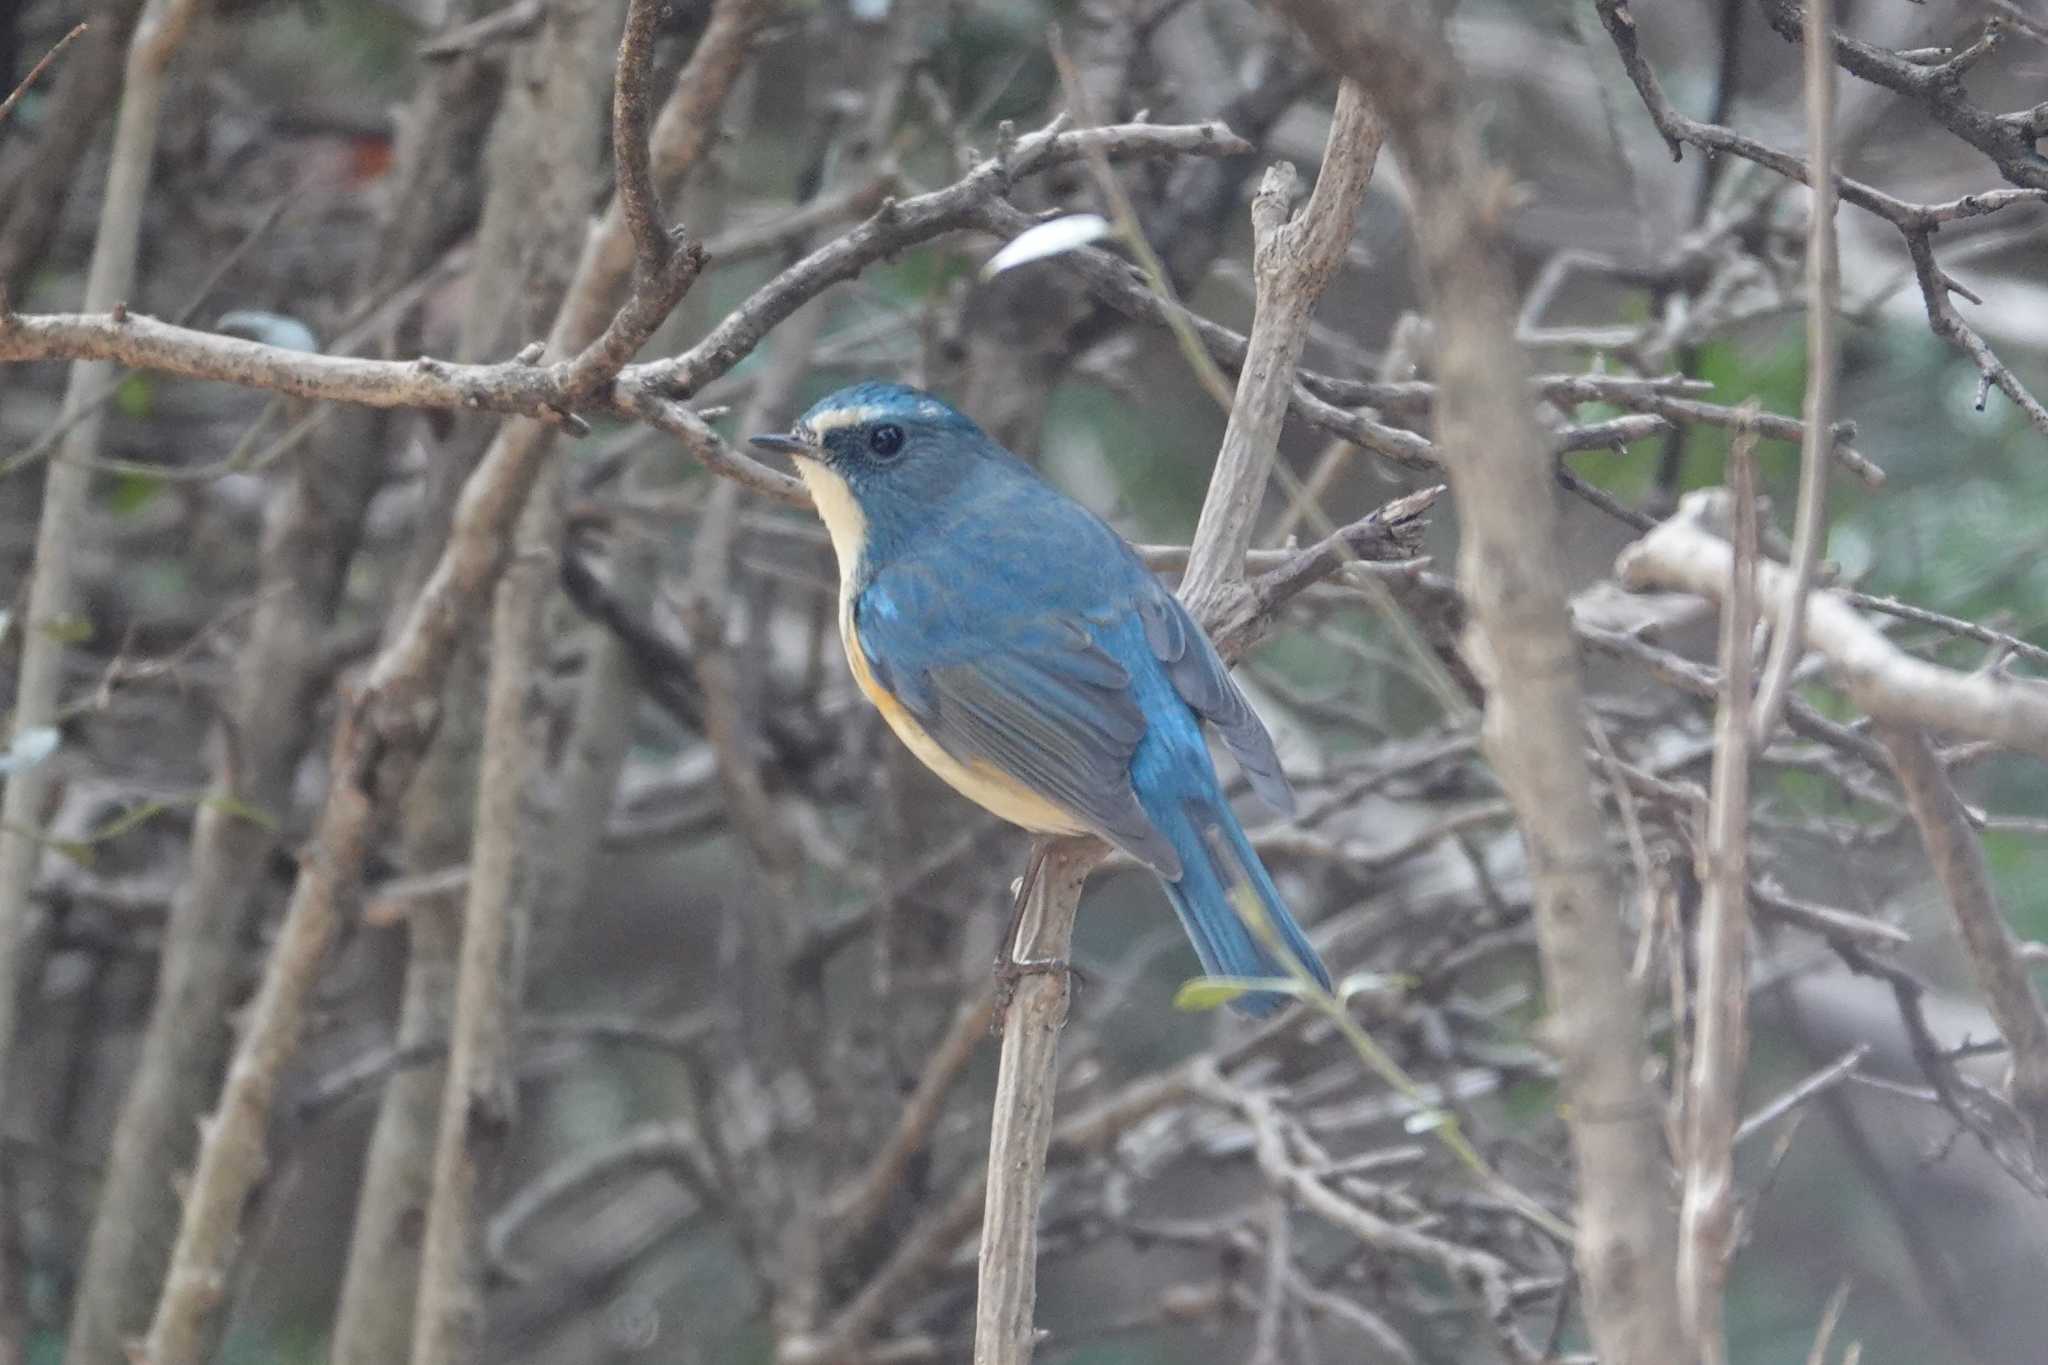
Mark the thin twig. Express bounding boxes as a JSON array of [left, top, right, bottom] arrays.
[[1751, 0, 1838, 744], [0, 22, 87, 127], [1735, 1046, 1867, 1147]]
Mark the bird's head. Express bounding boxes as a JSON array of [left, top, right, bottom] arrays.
[[751, 381, 992, 571]]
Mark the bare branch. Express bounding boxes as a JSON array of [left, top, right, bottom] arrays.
[[1617, 491, 2048, 762], [1189, 1065, 1546, 1365], [1877, 724, 2048, 1148], [1754, 0, 2048, 190], [0, 121, 1251, 445], [1592, 0, 2048, 437], [0, 22, 87, 128], [1902, 227, 2048, 435], [1678, 417, 1760, 1364], [1179, 79, 1382, 622], [973, 837, 1102, 1365], [408, 490, 556, 1365], [0, 5, 208, 1359], [1265, 4, 1687, 1360], [642, 118, 1249, 397], [1751, 0, 1840, 744]]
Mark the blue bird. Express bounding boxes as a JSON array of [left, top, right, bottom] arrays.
[[752, 382, 1330, 1015]]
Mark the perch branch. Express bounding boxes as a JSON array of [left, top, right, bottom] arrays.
[[971, 86, 1382, 1365]]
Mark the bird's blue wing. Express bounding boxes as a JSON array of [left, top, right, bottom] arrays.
[[853, 564, 1183, 877], [1135, 581, 1296, 817]]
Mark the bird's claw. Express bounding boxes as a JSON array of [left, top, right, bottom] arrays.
[[991, 954, 1084, 1030]]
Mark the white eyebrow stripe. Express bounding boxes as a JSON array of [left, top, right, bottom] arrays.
[[805, 404, 890, 435]]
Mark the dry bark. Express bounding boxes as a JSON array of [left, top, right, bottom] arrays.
[[1266, 2, 1688, 1360], [0, 3, 208, 1359]]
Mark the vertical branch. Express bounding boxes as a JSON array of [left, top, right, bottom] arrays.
[[1179, 79, 1381, 623], [408, 486, 557, 1365], [970, 80, 1378, 1365], [144, 710, 379, 1365], [409, 2, 653, 1360], [70, 17, 503, 1358], [0, 2, 206, 1358], [972, 838, 1101, 1365], [325, 22, 527, 1362], [1751, 0, 1837, 742], [143, 1, 741, 1357], [1678, 417, 1760, 1364], [1262, 2, 1686, 1361]]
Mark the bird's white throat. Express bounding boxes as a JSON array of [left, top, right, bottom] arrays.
[[794, 456, 868, 594]]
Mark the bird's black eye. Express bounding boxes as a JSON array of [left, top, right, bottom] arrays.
[[868, 423, 905, 458]]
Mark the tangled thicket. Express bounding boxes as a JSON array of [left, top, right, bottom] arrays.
[[2, 1, 2046, 1363]]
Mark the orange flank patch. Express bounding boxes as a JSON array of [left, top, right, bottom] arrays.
[[843, 611, 1086, 837]]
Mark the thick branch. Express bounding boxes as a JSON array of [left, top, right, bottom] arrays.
[[1616, 491, 2048, 763], [1266, 3, 1686, 1361]]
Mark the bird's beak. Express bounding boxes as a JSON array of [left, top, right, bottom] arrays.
[[749, 432, 811, 459]]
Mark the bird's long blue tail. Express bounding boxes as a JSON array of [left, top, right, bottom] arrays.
[[1156, 798, 1331, 1017]]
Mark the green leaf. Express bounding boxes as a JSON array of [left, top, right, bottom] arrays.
[[47, 839, 95, 868], [202, 793, 280, 832], [114, 372, 154, 420], [1172, 975, 1306, 1011], [107, 470, 164, 516], [38, 615, 94, 645]]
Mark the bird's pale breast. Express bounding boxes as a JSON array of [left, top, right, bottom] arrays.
[[841, 595, 1087, 837]]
